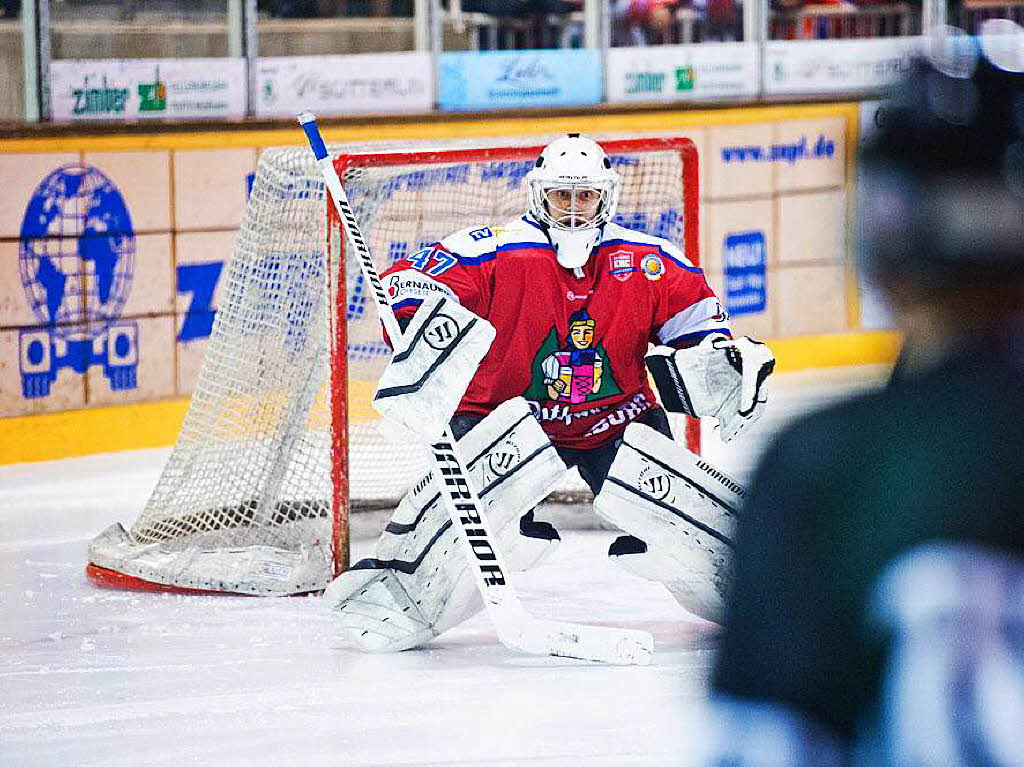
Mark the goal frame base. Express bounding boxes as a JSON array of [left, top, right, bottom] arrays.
[[84, 564, 321, 596], [84, 563, 236, 595]]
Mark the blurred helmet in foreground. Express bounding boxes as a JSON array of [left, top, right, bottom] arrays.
[[859, 24, 1024, 270]]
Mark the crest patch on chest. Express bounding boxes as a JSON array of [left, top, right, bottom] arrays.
[[608, 250, 637, 282]]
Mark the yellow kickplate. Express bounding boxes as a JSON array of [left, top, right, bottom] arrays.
[[0, 331, 900, 465], [0, 399, 189, 465]]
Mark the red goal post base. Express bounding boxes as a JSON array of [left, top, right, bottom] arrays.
[[85, 563, 234, 595], [84, 564, 320, 596]]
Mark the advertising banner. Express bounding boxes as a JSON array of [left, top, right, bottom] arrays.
[[607, 43, 758, 102], [723, 230, 767, 316], [256, 53, 433, 117], [766, 37, 921, 95], [438, 50, 601, 111], [50, 59, 246, 121]]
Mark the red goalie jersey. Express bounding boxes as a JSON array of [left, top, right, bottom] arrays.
[[381, 215, 730, 450]]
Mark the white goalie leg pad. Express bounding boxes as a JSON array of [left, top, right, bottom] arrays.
[[373, 292, 496, 444], [320, 567, 438, 652], [593, 422, 746, 623], [646, 334, 774, 443], [324, 398, 567, 652]]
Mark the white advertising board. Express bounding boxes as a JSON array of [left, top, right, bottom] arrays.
[[607, 43, 757, 102], [766, 37, 922, 95], [256, 53, 434, 116], [50, 59, 246, 121]]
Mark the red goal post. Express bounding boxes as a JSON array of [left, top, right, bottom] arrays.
[[328, 137, 702, 575]]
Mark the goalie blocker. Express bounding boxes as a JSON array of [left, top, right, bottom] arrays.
[[373, 290, 496, 444]]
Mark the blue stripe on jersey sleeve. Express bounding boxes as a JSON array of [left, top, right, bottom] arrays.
[[664, 328, 731, 348], [497, 241, 554, 254], [601, 238, 702, 273], [457, 252, 498, 265]]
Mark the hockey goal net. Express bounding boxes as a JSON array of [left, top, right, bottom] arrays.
[[86, 136, 700, 596]]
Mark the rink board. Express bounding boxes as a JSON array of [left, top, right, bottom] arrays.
[[0, 101, 889, 463], [0, 331, 900, 464]]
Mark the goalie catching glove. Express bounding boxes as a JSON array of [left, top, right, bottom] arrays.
[[373, 292, 496, 444], [646, 333, 774, 442]]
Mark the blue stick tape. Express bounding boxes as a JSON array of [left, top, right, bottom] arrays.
[[299, 115, 328, 161]]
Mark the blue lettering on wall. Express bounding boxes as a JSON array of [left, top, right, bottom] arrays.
[[611, 209, 680, 241], [176, 261, 224, 342]]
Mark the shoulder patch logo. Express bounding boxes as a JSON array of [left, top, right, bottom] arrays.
[[641, 253, 664, 281], [608, 250, 636, 282], [384, 270, 456, 303]]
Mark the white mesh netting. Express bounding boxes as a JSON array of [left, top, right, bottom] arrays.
[[87, 136, 698, 595]]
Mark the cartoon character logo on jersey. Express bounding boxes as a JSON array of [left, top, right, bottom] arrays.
[[608, 250, 637, 282], [538, 311, 602, 403], [518, 310, 617, 407]]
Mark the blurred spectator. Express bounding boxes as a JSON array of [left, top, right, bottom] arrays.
[[611, 0, 742, 45], [0, 0, 19, 19], [458, 0, 581, 49], [612, 0, 679, 44], [694, 0, 742, 39], [702, 38, 1024, 767], [258, 0, 345, 17]]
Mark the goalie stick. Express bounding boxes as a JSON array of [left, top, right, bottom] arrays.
[[299, 113, 653, 665]]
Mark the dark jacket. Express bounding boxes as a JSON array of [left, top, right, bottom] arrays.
[[712, 328, 1024, 746]]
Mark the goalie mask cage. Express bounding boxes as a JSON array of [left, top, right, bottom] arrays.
[[86, 136, 701, 597]]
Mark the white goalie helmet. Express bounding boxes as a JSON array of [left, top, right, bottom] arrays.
[[526, 134, 621, 269]]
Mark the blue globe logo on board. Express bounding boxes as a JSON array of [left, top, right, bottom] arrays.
[[18, 164, 139, 399]]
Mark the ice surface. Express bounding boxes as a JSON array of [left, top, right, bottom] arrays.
[[0, 367, 886, 766]]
